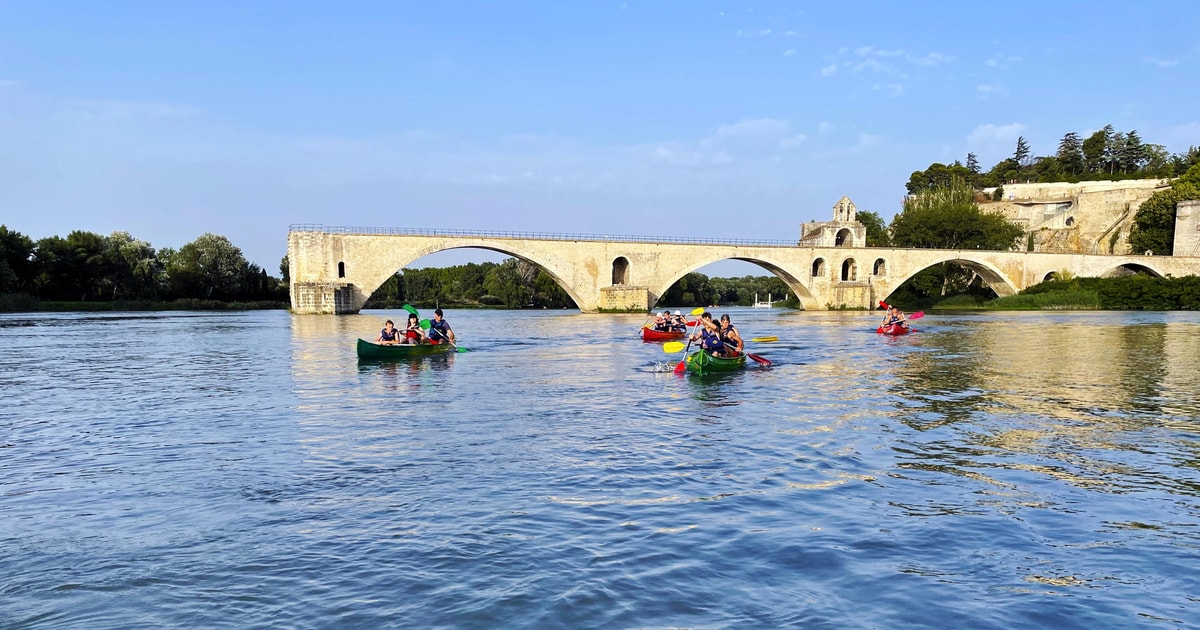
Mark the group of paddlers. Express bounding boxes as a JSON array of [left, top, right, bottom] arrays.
[[650, 310, 689, 332], [689, 312, 745, 358], [375, 309, 456, 346]]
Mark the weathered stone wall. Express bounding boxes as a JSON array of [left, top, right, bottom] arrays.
[[598, 285, 650, 312], [291, 282, 356, 315], [982, 179, 1172, 254], [1176, 200, 1200, 257]]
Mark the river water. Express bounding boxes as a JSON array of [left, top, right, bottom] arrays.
[[2, 308, 1198, 628]]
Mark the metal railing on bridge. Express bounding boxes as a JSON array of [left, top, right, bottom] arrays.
[[289, 224, 800, 247]]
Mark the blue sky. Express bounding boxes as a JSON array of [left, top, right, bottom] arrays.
[[2, 1, 1198, 276]]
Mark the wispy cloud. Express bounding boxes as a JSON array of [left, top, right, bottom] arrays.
[[873, 83, 904, 98], [907, 52, 954, 67], [778, 133, 808, 150], [1142, 56, 1180, 68], [976, 83, 1008, 99], [735, 29, 772, 38], [967, 123, 1025, 163], [985, 54, 1022, 68], [852, 59, 890, 75], [821, 45, 952, 79], [783, 48, 796, 57]]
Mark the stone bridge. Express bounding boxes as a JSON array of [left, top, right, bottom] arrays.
[[287, 225, 1200, 314]]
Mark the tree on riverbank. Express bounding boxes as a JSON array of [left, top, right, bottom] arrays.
[[888, 178, 1025, 302], [0, 226, 287, 310], [1129, 164, 1200, 255]]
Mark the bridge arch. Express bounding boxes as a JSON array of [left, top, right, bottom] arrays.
[[886, 254, 1021, 300], [841, 258, 858, 282], [1101, 261, 1164, 278], [835, 228, 855, 247], [359, 242, 588, 310], [612, 256, 630, 284], [650, 255, 821, 310]]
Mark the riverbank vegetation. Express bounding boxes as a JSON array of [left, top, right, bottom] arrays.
[[914, 275, 1200, 311], [0, 226, 287, 312]]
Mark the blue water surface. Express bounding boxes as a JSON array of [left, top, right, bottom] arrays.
[[2, 308, 1198, 628]]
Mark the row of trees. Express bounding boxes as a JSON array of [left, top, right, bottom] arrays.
[[366, 259, 575, 309], [907, 126, 1200, 194], [0, 226, 287, 305], [365, 260, 798, 310]]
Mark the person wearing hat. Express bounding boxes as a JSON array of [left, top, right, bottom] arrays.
[[671, 310, 686, 332]]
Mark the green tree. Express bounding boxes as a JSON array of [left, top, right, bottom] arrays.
[[905, 162, 974, 194], [1056, 132, 1084, 176], [856, 210, 891, 247], [482, 259, 527, 307], [1129, 164, 1200, 255], [1082, 128, 1108, 174], [1013, 136, 1032, 167], [0, 225, 36, 294], [890, 178, 1026, 300], [104, 231, 161, 299], [965, 152, 980, 176], [891, 178, 1025, 250], [1118, 130, 1145, 174], [169, 233, 249, 299]]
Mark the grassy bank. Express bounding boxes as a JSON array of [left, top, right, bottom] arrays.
[[0, 294, 288, 313]]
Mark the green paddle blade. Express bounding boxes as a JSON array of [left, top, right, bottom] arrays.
[[663, 341, 686, 353], [418, 318, 431, 329], [402, 304, 420, 316]]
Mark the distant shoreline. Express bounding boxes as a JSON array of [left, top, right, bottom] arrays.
[[0, 297, 288, 313]]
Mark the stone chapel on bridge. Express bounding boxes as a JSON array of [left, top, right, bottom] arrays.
[[798, 196, 867, 248]]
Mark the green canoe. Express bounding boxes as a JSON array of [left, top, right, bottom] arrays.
[[357, 338, 455, 360], [683, 349, 746, 375]]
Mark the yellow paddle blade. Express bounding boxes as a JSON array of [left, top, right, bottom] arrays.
[[750, 336, 778, 342], [689, 307, 704, 316], [663, 341, 686, 353]]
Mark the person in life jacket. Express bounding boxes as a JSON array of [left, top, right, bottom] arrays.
[[653, 310, 671, 331], [689, 312, 725, 356], [881, 307, 909, 330], [375, 320, 400, 345], [717, 314, 744, 358], [403, 313, 426, 344], [671, 310, 686, 332], [427, 308, 456, 344]]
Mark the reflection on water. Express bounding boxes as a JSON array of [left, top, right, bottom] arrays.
[[2, 308, 1199, 628]]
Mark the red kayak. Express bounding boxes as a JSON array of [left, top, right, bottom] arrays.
[[876, 324, 915, 336], [642, 326, 687, 342]]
